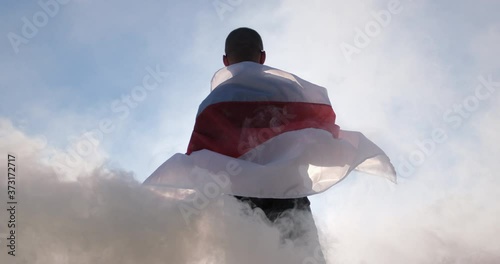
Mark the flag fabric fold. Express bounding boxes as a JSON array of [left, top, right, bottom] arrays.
[[144, 62, 396, 198]]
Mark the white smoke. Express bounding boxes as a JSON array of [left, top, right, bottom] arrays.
[[2, 99, 500, 264], [0, 119, 327, 263]]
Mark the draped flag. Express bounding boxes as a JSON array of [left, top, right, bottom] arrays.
[[144, 62, 396, 198]]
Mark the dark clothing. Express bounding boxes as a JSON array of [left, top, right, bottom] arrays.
[[234, 196, 327, 263], [234, 196, 311, 222]]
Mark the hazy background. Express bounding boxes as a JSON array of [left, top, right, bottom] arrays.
[[1, 0, 499, 263]]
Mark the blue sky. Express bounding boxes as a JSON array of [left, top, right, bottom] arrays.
[[1, 0, 499, 214], [1, 0, 500, 262]]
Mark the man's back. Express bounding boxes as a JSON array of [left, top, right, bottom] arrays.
[[143, 28, 396, 263]]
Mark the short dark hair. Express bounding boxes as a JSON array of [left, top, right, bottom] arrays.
[[225, 27, 264, 63]]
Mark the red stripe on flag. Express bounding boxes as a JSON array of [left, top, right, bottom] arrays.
[[187, 101, 339, 157]]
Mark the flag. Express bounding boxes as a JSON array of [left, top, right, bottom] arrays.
[[144, 62, 396, 198]]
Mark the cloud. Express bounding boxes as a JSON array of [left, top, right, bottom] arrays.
[[1, 0, 500, 262], [0, 120, 327, 263]]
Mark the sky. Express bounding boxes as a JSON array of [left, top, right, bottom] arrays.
[[1, 0, 499, 263]]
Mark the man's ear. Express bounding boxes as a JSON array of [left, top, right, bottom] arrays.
[[223, 55, 230, 66], [259, 51, 266, 64]]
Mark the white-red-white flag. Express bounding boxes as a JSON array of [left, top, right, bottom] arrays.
[[144, 62, 396, 198]]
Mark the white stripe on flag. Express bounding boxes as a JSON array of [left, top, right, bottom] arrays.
[[144, 128, 396, 198]]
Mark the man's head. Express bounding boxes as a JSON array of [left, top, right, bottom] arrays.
[[223, 27, 266, 66]]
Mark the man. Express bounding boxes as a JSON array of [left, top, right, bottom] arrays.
[[221, 27, 318, 236], [205, 27, 326, 262], [144, 27, 396, 263]]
